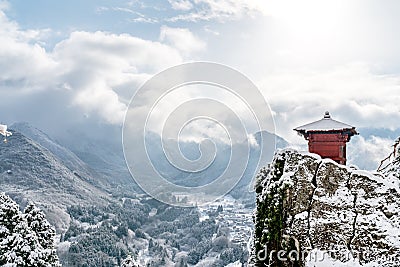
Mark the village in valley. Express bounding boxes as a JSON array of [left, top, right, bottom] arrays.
[[198, 196, 254, 250]]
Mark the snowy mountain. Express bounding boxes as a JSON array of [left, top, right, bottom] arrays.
[[251, 147, 400, 266], [0, 129, 111, 232], [49, 124, 289, 200], [0, 124, 288, 231], [136, 130, 288, 199], [11, 122, 112, 190], [53, 124, 140, 193]]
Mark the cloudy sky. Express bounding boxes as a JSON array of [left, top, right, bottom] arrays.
[[1, 0, 400, 168]]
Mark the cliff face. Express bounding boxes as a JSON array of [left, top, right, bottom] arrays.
[[251, 149, 400, 266]]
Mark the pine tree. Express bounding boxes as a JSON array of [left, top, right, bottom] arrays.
[[24, 202, 60, 265], [0, 193, 41, 265], [0, 191, 20, 233], [0, 193, 61, 266], [121, 255, 140, 267], [24, 203, 55, 249]]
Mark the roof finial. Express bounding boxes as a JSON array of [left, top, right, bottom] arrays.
[[324, 111, 330, 119]]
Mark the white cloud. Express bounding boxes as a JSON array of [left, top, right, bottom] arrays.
[[52, 31, 183, 124], [97, 6, 159, 23], [203, 26, 219, 36], [167, 0, 267, 22], [0, 0, 9, 12], [2, 0, 400, 153], [0, 9, 57, 91], [73, 81, 127, 125], [0, 11, 183, 125], [248, 133, 259, 148], [347, 135, 394, 170], [54, 31, 182, 74], [99, 0, 265, 23], [159, 26, 206, 56], [168, 0, 193, 11], [130, 17, 159, 23], [258, 63, 400, 143]]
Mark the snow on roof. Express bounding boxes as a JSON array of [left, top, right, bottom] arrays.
[[294, 111, 357, 133]]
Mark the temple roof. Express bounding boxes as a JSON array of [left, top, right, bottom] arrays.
[[294, 111, 358, 134]]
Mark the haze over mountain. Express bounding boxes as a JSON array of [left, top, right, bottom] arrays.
[[5, 122, 398, 201], [1, 123, 290, 210], [1, 123, 271, 265], [0, 128, 111, 232], [2, 121, 397, 224], [140, 130, 288, 200]]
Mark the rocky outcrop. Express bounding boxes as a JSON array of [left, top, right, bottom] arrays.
[[251, 149, 400, 266]]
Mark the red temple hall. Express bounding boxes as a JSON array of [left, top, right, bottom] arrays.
[[294, 111, 358, 165]]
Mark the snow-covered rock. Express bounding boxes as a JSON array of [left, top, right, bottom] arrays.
[[251, 148, 400, 266]]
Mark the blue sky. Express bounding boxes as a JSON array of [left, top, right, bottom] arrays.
[[7, 0, 168, 44], [1, 0, 400, 168]]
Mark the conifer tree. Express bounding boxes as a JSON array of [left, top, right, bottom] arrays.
[[24, 202, 60, 265], [121, 255, 140, 267], [0, 193, 61, 266], [24, 203, 55, 249]]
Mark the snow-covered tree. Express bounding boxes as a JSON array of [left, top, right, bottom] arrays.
[[175, 257, 188, 267], [0, 193, 60, 266], [24, 203, 55, 249], [121, 255, 139, 267], [24, 202, 60, 265]]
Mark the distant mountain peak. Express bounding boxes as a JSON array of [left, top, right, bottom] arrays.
[[0, 127, 110, 232]]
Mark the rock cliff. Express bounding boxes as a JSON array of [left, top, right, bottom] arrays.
[[251, 148, 400, 266]]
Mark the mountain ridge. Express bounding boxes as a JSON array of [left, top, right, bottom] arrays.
[[0, 128, 112, 232]]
